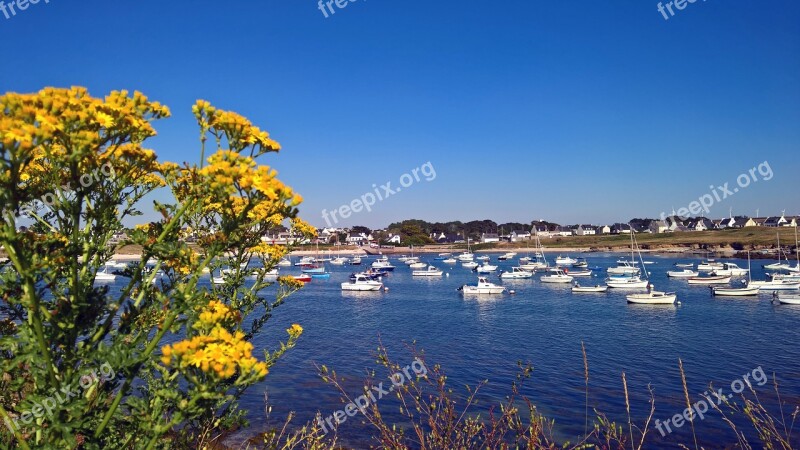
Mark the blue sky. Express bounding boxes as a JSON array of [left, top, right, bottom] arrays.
[[2, 0, 799, 228]]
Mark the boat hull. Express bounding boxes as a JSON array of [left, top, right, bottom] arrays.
[[626, 292, 677, 304]]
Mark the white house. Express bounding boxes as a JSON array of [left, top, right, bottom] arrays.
[[385, 234, 401, 244], [575, 225, 596, 236], [346, 232, 369, 244], [481, 233, 500, 243], [597, 225, 611, 234], [648, 220, 669, 234], [510, 230, 531, 242]]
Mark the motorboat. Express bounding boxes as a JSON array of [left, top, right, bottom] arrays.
[[278, 258, 292, 267], [94, 267, 117, 283], [607, 261, 640, 275], [520, 261, 548, 271], [396, 255, 412, 263], [697, 260, 724, 272], [498, 252, 517, 261], [541, 269, 574, 284], [294, 256, 315, 266], [341, 275, 383, 291], [409, 261, 427, 269], [459, 277, 507, 294], [301, 265, 326, 274], [350, 256, 362, 265], [434, 253, 452, 261], [687, 275, 732, 285], [330, 257, 349, 265], [572, 258, 588, 268], [350, 270, 382, 281], [500, 267, 533, 279], [675, 263, 694, 268], [775, 293, 800, 305], [474, 263, 498, 273], [769, 273, 800, 282], [572, 283, 608, 293], [404, 257, 421, 265], [667, 269, 699, 278], [711, 263, 749, 277], [443, 257, 457, 264], [626, 289, 677, 305], [292, 274, 312, 283], [476, 255, 491, 261], [555, 255, 577, 266], [371, 257, 395, 271], [519, 256, 532, 263], [749, 280, 800, 291], [412, 265, 444, 277], [462, 261, 479, 269]]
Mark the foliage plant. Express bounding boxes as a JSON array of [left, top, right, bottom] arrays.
[[0, 87, 314, 449]]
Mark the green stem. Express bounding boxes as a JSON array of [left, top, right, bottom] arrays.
[[0, 404, 32, 450]]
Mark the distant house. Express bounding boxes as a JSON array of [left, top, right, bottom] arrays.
[[481, 233, 500, 243], [649, 220, 669, 234], [686, 217, 714, 231], [385, 234, 401, 244], [611, 223, 632, 234], [596, 225, 611, 234], [764, 216, 784, 227], [346, 232, 369, 244], [436, 233, 464, 244], [575, 225, 596, 236], [784, 216, 799, 227], [554, 226, 573, 237], [743, 217, 762, 227], [510, 230, 531, 242]]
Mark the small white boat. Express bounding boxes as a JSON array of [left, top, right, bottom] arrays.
[[409, 261, 427, 269], [459, 277, 506, 294], [94, 267, 117, 283], [519, 256, 532, 263], [667, 269, 699, 278], [295, 256, 315, 266], [277, 258, 292, 267], [749, 280, 800, 291], [210, 271, 226, 285], [443, 257, 457, 264], [711, 263, 749, 277], [775, 293, 800, 305], [476, 255, 491, 261], [500, 267, 533, 279], [606, 276, 648, 289], [371, 257, 396, 271], [519, 261, 548, 271], [572, 284, 608, 293], [475, 263, 498, 273], [555, 255, 577, 265], [106, 260, 128, 270], [769, 273, 800, 282], [608, 262, 640, 275], [697, 260, 724, 272], [541, 269, 574, 284], [330, 257, 349, 265], [412, 265, 443, 277], [350, 256, 362, 265], [498, 252, 517, 261], [712, 286, 759, 296], [675, 263, 694, 268], [626, 290, 677, 305], [404, 257, 421, 265], [764, 262, 791, 271], [396, 255, 412, 262], [341, 275, 383, 291], [567, 269, 593, 277], [688, 275, 732, 285], [457, 252, 475, 262], [462, 261, 479, 269]]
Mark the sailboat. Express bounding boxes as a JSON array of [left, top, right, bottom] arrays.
[[607, 228, 648, 289], [625, 229, 677, 304], [519, 234, 549, 271], [457, 234, 475, 261], [712, 251, 759, 296], [764, 232, 792, 271]]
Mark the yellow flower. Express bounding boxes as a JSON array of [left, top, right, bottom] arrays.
[[287, 323, 303, 337]]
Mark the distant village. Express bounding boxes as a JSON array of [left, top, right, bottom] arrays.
[[253, 212, 800, 247]]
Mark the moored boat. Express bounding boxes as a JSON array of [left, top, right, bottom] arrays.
[[541, 268, 574, 284], [459, 277, 507, 294], [412, 265, 444, 277], [687, 275, 732, 285], [500, 267, 533, 279], [667, 269, 699, 278], [626, 290, 677, 305], [341, 275, 383, 291]]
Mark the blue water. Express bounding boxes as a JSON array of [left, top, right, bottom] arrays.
[[220, 253, 800, 448]]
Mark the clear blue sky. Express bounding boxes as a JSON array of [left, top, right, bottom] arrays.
[[2, 0, 799, 228]]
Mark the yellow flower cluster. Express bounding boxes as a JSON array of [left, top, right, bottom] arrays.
[[160, 326, 267, 380], [161, 300, 266, 380], [192, 100, 280, 154]]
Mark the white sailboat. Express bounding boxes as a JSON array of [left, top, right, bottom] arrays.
[[713, 251, 759, 296], [457, 235, 475, 262], [94, 266, 117, 283]]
